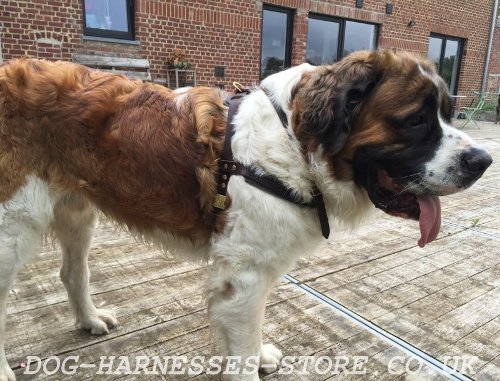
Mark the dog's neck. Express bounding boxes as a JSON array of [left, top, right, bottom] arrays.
[[233, 64, 375, 231], [259, 63, 315, 123]]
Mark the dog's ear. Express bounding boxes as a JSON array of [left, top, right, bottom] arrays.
[[297, 51, 381, 155]]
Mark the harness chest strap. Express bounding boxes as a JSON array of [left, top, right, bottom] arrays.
[[213, 91, 330, 239]]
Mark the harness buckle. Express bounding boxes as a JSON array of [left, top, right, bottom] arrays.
[[213, 194, 227, 210]]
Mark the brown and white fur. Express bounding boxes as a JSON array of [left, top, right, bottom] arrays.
[[0, 50, 492, 381]]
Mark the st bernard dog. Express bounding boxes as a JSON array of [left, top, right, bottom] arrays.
[[0, 49, 492, 381]]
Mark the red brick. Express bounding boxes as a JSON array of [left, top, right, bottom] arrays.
[[0, 0, 496, 98]]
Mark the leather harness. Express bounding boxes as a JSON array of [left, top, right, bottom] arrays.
[[213, 89, 330, 239]]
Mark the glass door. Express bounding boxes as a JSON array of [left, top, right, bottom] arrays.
[[428, 34, 463, 95]]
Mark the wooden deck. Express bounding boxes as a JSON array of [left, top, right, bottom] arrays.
[[5, 122, 500, 381]]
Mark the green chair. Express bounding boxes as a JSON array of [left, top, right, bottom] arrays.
[[460, 92, 486, 129]]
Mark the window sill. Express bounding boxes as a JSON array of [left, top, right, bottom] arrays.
[[82, 35, 141, 46]]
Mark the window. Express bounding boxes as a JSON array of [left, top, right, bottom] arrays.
[[306, 17, 340, 65], [343, 21, 377, 57], [306, 15, 377, 65], [428, 34, 463, 95], [83, 0, 135, 40], [260, 6, 293, 79]]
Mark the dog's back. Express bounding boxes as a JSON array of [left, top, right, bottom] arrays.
[[0, 59, 226, 240], [0, 59, 133, 202]]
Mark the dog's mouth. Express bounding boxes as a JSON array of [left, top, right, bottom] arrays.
[[366, 169, 441, 248]]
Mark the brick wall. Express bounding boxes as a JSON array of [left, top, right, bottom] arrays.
[[136, 1, 261, 87], [378, 0, 496, 107], [488, 10, 500, 93], [0, 0, 496, 107], [492, 27, 500, 75]]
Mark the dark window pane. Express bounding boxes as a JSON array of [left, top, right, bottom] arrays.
[[428, 35, 462, 95], [261, 9, 289, 78], [306, 18, 340, 65], [343, 21, 376, 57], [85, 0, 129, 32], [442, 40, 460, 92], [428, 37, 442, 69]]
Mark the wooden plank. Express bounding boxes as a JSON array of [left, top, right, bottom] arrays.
[[433, 316, 500, 378], [7, 246, 199, 315], [72, 54, 152, 82], [474, 356, 500, 381], [73, 54, 150, 69], [9, 272, 408, 381], [107, 69, 152, 82]]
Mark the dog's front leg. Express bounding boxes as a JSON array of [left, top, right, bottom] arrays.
[[207, 261, 283, 381]]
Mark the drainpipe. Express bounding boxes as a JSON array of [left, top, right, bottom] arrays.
[[481, 0, 499, 95]]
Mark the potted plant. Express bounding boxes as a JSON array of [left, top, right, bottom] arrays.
[[167, 48, 192, 69]]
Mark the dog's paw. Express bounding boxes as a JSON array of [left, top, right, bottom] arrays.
[[79, 308, 118, 335], [0, 363, 16, 381], [259, 343, 283, 374]]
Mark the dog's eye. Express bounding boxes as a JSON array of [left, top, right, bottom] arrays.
[[406, 114, 426, 128]]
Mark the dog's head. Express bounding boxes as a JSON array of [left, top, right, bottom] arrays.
[[292, 49, 492, 247]]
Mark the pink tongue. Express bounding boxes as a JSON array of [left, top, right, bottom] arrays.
[[417, 196, 441, 248]]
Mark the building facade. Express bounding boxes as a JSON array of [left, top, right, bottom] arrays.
[[0, 0, 497, 106], [488, 10, 500, 93]]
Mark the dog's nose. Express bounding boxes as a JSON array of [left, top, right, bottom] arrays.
[[460, 148, 493, 178]]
